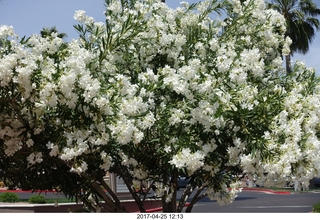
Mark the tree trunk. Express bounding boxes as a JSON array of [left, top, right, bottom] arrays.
[[185, 187, 205, 213], [285, 54, 291, 74], [177, 186, 192, 212], [162, 171, 178, 212]]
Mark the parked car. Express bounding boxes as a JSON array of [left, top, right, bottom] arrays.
[[314, 178, 320, 187], [177, 176, 190, 190]]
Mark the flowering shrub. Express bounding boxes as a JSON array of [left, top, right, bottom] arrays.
[[0, 0, 320, 212]]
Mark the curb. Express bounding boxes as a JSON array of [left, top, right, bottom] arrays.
[[145, 207, 163, 213], [0, 189, 55, 193], [143, 202, 190, 213], [241, 187, 291, 194]]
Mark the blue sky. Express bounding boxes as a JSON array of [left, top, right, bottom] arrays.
[[0, 0, 319, 75]]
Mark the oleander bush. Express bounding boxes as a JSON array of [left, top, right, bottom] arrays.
[[0, 192, 20, 203], [1, 0, 320, 213], [28, 195, 46, 204]]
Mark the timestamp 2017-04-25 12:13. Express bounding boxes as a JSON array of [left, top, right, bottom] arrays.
[[136, 213, 184, 220]]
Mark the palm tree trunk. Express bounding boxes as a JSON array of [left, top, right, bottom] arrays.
[[285, 55, 291, 74]]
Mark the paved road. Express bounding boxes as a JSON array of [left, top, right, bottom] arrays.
[[189, 190, 320, 213]]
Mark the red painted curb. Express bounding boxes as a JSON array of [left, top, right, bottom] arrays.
[[146, 207, 163, 212], [0, 189, 55, 193], [241, 187, 291, 194]]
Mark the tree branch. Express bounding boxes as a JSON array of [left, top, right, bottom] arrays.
[[185, 186, 206, 213], [80, 172, 127, 212], [114, 166, 147, 213], [97, 176, 123, 208], [177, 184, 193, 212]]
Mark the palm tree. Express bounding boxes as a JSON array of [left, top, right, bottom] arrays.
[[40, 26, 67, 39], [268, 0, 320, 73]]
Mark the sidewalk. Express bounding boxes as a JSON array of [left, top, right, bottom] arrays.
[[241, 186, 320, 194], [238, 178, 320, 194]]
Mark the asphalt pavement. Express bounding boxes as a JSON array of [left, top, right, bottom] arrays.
[[190, 189, 320, 213]]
